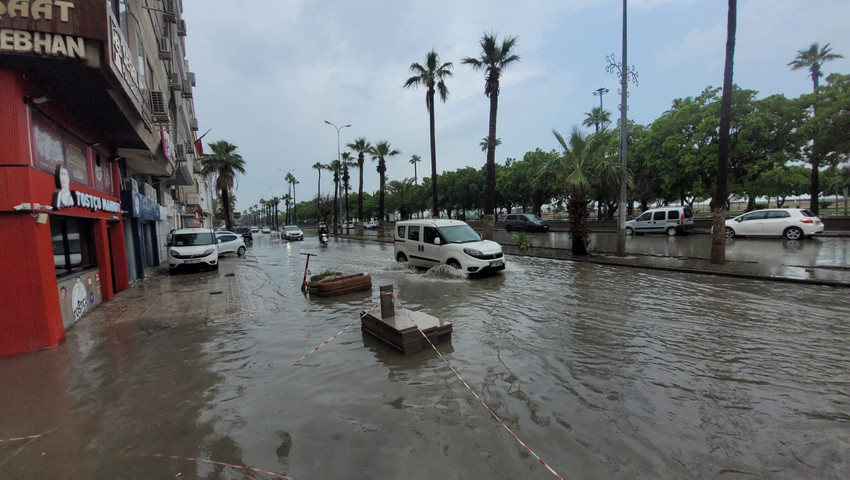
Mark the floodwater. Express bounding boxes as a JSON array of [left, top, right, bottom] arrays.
[[2, 235, 848, 479]]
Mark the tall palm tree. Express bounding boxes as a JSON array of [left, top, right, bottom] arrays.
[[542, 127, 621, 255], [328, 159, 342, 234], [582, 107, 612, 133], [312, 162, 324, 206], [409, 154, 422, 184], [369, 140, 400, 239], [479, 136, 501, 152], [462, 33, 520, 240], [711, 0, 737, 265], [341, 152, 356, 233], [789, 42, 844, 214], [199, 140, 245, 231], [404, 50, 453, 218], [347, 138, 372, 234], [284, 172, 298, 224]]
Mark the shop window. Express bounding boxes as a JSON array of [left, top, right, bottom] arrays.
[[51, 216, 96, 277]]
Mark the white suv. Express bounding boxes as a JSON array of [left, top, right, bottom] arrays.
[[394, 219, 505, 276], [167, 228, 219, 272]]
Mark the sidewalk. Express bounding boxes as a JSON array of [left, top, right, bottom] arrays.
[[501, 245, 850, 288]]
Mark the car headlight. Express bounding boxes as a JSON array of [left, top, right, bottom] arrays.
[[169, 249, 179, 258], [464, 247, 485, 258], [203, 248, 215, 256]]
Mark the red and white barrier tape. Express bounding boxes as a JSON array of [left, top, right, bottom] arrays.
[[292, 303, 380, 365], [390, 293, 565, 480], [149, 453, 293, 479], [0, 427, 56, 444]]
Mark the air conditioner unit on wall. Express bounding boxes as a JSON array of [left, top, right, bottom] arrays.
[[177, 20, 187, 36], [149, 91, 169, 123], [182, 80, 193, 98], [169, 73, 181, 91], [175, 144, 186, 159], [189, 118, 198, 131], [158, 37, 172, 60], [187, 72, 196, 86]]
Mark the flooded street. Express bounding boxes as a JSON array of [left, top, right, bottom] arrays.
[[2, 236, 849, 479]]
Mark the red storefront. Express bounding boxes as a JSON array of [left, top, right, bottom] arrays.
[[0, 70, 131, 357], [0, 1, 162, 356]]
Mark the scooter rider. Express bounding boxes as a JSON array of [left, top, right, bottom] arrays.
[[318, 223, 329, 246]]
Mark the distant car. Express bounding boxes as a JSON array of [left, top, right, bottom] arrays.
[[504, 213, 549, 232], [724, 208, 824, 240], [167, 228, 218, 273], [283, 225, 303, 241], [261, 226, 271, 234], [363, 220, 378, 230], [251, 226, 259, 233], [215, 231, 246, 256], [234, 225, 253, 242]]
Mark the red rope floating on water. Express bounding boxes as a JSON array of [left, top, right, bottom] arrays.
[[149, 453, 294, 479], [390, 293, 565, 480], [291, 303, 380, 365]]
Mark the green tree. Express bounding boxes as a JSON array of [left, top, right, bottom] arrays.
[[544, 127, 622, 256], [404, 50, 453, 218], [789, 42, 844, 214], [369, 141, 400, 239], [387, 178, 417, 220], [341, 152, 357, 232], [327, 159, 341, 234], [347, 137, 372, 234], [582, 106, 612, 133], [200, 140, 246, 231], [409, 154, 422, 184], [312, 162, 324, 204], [798, 73, 850, 188], [462, 32, 520, 240]]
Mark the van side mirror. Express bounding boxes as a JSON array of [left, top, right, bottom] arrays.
[[433, 237, 441, 245]]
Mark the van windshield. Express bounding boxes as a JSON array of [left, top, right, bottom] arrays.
[[172, 232, 215, 246], [438, 224, 481, 243]]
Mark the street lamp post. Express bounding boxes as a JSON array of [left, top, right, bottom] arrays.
[[593, 87, 609, 128], [324, 120, 351, 235]]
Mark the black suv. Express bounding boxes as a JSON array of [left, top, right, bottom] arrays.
[[234, 225, 253, 242], [504, 213, 550, 232]]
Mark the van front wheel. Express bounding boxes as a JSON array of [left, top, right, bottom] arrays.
[[447, 259, 461, 270]]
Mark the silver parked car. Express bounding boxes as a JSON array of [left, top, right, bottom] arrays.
[[724, 208, 824, 240]]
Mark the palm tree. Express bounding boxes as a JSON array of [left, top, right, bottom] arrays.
[[582, 107, 612, 133], [387, 178, 416, 220], [409, 154, 421, 184], [543, 127, 621, 256], [711, 0, 737, 265], [341, 152, 356, 233], [347, 138, 372, 235], [404, 50, 453, 218], [479, 136, 501, 152], [462, 33, 520, 240], [199, 140, 245, 231], [369, 140, 401, 239], [327, 159, 342, 234], [312, 162, 324, 206], [285, 172, 298, 224], [789, 42, 844, 214]]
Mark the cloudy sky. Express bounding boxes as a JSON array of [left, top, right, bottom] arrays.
[[182, 0, 850, 214]]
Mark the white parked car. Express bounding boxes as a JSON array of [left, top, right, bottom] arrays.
[[167, 228, 219, 272], [215, 231, 246, 256], [363, 220, 378, 230], [394, 219, 505, 276], [724, 208, 824, 240]]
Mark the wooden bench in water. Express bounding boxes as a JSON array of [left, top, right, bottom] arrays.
[[361, 285, 452, 354]]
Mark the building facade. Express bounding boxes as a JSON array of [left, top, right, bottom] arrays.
[[0, 0, 212, 356]]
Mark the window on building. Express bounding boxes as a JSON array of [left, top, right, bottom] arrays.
[[51, 216, 96, 277]]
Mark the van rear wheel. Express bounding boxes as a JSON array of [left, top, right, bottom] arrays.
[[396, 252, 408, 263], [505, 225, 512, 232], [666, 227, 678, 237]]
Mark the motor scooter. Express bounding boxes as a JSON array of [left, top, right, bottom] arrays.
[[319, 232, 328, 247]]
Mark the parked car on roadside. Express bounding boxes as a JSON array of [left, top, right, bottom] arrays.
[[505, 213, 549, 232], [167, 228, 218, 273], [251, 226, 259, 233], [215, 231, 246, 256], [363, 220, 378, 230], [261, 226, 271, 234], [234, 225, 253, 242], [394, 219, 505, 276], [625, 206, 694, 236], [724, 208, 824, 240], [283, 225, 303, 241]]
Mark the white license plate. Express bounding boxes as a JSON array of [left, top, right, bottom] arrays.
[[490, 260, 504, 267], [184, 259, 200, 264]]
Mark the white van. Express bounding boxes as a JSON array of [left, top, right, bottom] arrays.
[[167, 228, 219, 272], [394, 219, 505, 275], [625, 206, 694, 236]]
